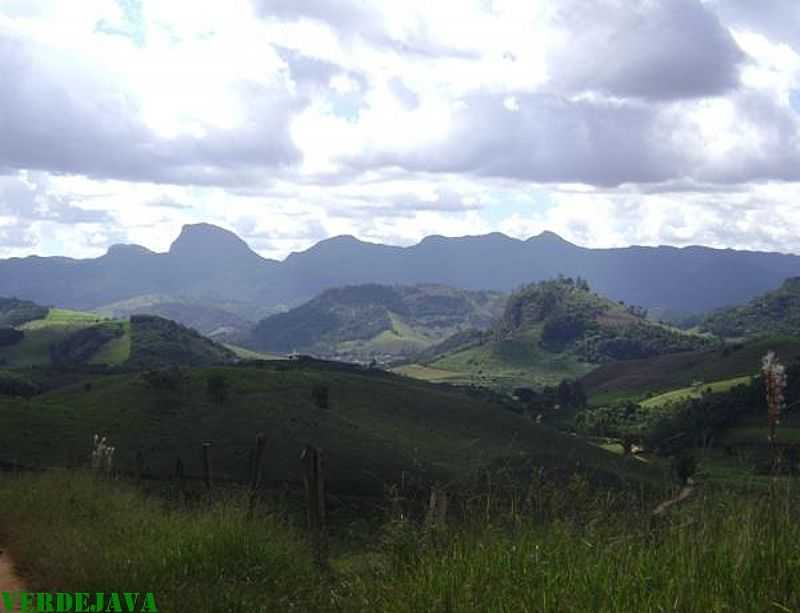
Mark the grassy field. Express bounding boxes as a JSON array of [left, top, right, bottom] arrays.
[[223, 343, 286, 360], [422, 329, 593, 391], [390, 364, 466, 383], [3, 471, 800, 611], [640, 375, 754, 409], [19, 308, 104, 330], [89, 321, 132, 365], [0, 363, 658, 493], [583, 336, 800, 406], [1, 309, 117, 368], [718, 410, 800, 447], [0, 326, 78, 367]]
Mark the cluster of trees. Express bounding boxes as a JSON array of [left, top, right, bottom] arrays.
[[499, 278, 601, 337], [129, 315, 236, 368], [575, 323, 710, 363], [498, 278, 707, 363], [49, 323, 124, 366], [514, 378, 587, 414], [702, 277, 800, 338], [0, 297, 48, 328], [625, 304, 648, 319], [576, 359, 800, 455], [574, 402, 649, 439]]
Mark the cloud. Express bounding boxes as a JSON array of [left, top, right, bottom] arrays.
[[0, 219, 36, 249], [550, 0, 744, 100], [0, 16, 302, 186], [710, 0, 800, 52], [1, 0, 800, 261], [349, 93, 682, 186], [0, 173, 114, 224], [497, 182, 800, 256]]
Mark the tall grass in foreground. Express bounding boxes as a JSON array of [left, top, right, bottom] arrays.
[[1, 472, 800, 611], [346, 490, 800, 612], [0, 472, 320, 612]]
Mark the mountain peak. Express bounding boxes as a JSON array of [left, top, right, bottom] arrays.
[[105, 244, 155, 257], [530, 230, 572, 245], [169, 223, 256, 259]]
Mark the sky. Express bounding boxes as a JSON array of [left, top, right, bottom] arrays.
[[1, 0, 800, 260]]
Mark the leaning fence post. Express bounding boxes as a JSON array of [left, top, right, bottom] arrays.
[[248, 433, 267, 518], [201, 441, 213, 492], [300, 445, 328, 570]]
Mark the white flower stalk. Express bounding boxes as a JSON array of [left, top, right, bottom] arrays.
[[90, 434, 115, 475], [762, 351, 787, 444]]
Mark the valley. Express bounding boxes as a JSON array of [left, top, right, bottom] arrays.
[[1, 231, 800, 611]]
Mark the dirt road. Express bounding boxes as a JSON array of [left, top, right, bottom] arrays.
[[0, 548, 25, 590]]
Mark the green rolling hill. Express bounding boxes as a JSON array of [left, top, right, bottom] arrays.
[[0, 299, 236, 371], [582, 336, 800, 406], [248, 284, 506, 363], [702, 277, 800, 339], [405, 278, 711, 391], [0, 361, 660, 493]]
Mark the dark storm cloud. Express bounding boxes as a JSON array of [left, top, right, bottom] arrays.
[[552, 0, 745, 100], [355, 93, 684, 187], [352, 85, 800, 186], [0, 30, 302, 186]]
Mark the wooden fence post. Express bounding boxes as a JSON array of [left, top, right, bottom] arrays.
[[248, 433, 267, 518], [425, 485, 448, 531], [201, 442, 213, 492], [300, 445, 328, 570], [175, 457, 185, 505]]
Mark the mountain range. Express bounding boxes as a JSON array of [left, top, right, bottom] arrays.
[[1, 223, 798, 327]]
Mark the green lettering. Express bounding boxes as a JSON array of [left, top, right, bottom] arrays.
[[122, 594, 139, 612], [55, 593, 73, 612], [19, 592, 34, 613], [139, 593, 157, 613], [91, 592, 104, 613], [74, 592, 89, 613], [1, 592, 15, 611], [104, 593, 122, 613], [36, 592, 55, 612]]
